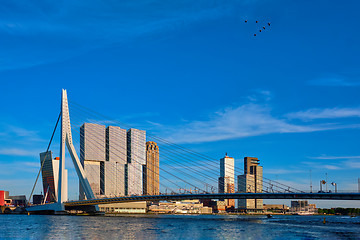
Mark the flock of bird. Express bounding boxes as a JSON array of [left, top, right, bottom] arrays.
[[244, 20, 271, 36]]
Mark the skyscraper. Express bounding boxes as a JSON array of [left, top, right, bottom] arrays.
[[126, 128, 146, 196], [144, 141, 159, 195], [218, 154, 235, 207], [238, 157, 263, 211], [40, 151, 56, 202], [40, 151, 67, 202], [80, 123, 106, 199], [80, 123, 147, 198], [105, 126, 127, 196]]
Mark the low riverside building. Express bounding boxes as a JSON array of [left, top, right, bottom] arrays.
[[201, 199, 229, 213], [98, 201, 147, 213], [32, 195, 44, 205], [263, 204, 289, 213], [0, 191, 10, 206], [309, 204, 317, 212], [149, 200, 212, 214], [0, 191, 26, 207], [8, 195, 26, 207], [290, 200, 317, 214]]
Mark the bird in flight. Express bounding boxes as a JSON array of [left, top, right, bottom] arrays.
[[243, 19, 271, 37]]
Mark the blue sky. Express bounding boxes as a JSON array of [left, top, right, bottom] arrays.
[[1, 0, 360, 207]]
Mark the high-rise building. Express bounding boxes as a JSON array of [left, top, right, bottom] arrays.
[[40, 152, 67, 202], [105, 126, 127, 196], [40, 151, 56, 202], [144, 141, 159, 195], [126, 128, 146, 196], [80, 123, 147, 198], [238, 157, 263, 211], [80, 123, 106, 199], [218, 154, 235, 207]]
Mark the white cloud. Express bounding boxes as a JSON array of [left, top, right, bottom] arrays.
[[308, 155, 360, 160], [0, 123, 45, 142], [266, 168, 305, 175], [307, 155, 360, 169], [0, 148, 40, 157], [343, 159, 360, 169], [0, 161, 39, 177], [308, 77, 360, 87], [323, 165, 341, 170], [161, 103, 360, 143], [246, 89, 272, 102], [286, 107, 360, 121], [146, 121, 163, 127], [7, 126, 38, 137], [303, 156, 360, 170], [302, 161, 342, 170]]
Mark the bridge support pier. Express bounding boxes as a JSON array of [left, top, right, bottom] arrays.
[[25, 202, 66, 214], [65, 205, 99, 213], [26, 202, 102, 215]]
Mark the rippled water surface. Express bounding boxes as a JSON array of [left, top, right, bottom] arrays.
[[1, 214, 360, 239]]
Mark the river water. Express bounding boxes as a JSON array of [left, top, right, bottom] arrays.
[[1, 214, 359, 239]]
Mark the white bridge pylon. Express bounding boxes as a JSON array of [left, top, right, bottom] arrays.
[[58, 89, 96, 206], [27, 89, 97, 213]]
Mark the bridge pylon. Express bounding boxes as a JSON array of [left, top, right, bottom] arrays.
[[26, 89, 98, 214]]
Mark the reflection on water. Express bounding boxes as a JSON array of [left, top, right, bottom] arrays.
[[1, 214, 359, 239]]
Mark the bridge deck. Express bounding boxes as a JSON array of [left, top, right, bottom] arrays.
[[64, 193, 360, 206]]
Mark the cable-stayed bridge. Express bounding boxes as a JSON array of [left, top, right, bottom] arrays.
[[26, 90, 360, 214]]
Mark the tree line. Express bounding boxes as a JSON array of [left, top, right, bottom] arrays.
[[318, 208, 360, 215]]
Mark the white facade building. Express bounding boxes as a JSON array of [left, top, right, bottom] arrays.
[[219, 154, 235, 193], [126, 128, 146, 196], [80, 124, 146, 198], [80, 123, 106, 199], [105, 126, 127, 196], [218, 154, 235, 207]]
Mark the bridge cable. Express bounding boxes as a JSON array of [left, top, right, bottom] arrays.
[[69, 104, 275, 194], [69, 102, 300, 194]]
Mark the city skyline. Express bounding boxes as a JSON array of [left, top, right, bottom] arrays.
[[0, 1, 360, 208], [1, 91, 360, 209]]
